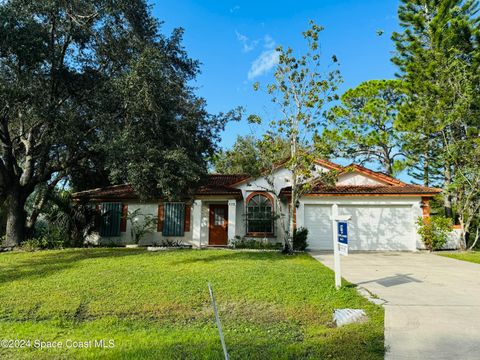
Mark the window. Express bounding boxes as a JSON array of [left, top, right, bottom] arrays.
[[100, 202, 121, 237], [214, 207, 225, 226], [162, 202, 185, 236], [246, 194, 274, 234]]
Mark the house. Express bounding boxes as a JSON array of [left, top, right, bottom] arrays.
[[71, 159, 461, 251]]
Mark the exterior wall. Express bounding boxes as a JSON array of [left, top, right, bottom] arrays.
[[443, 229, 463, 250], [91, 198, 249, 248], [234, 165, 327, 243], [235, 168, 293, 244], [87, 165, 451, 250], [89, 201, 195, 247], [337, 172, 386, 185]]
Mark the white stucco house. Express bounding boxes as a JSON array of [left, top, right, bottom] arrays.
[[72, 159, 460, 251]]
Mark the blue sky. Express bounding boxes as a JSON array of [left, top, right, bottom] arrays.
[[153, 0, 401, 149]]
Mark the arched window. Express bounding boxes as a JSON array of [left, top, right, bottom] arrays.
[[246, 194, 274, 234]]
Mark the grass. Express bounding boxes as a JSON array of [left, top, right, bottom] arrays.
[[0, 248, 384, 359], [438, 251, 480, 264]]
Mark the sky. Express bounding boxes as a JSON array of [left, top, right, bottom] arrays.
[[152, 0, 401, 151]]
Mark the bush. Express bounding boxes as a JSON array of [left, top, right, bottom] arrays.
[[416, 216, 453, 251], [21, 238, 47, 252], [230, 236, 282, 250], [127, 209, 157, 244], [155, 238, 184, 247], [21, 232, 64, 252], [293, 227, 309, 251]]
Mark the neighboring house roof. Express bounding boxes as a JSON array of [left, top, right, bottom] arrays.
[[71, 174, 249, 201], [279, 184, 441, 197]]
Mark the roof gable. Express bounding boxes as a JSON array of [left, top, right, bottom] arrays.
[[337, 164, 406, 186], [229, 158, 342, 187]]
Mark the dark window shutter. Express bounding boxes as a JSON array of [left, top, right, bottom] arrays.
[[120, 204, 128, 232], [157, 204, 164, 232], [163, 203, 185, 236], [184, 204, 191, 232], [100, 202, 121, 237], [94, 204, 101, 230]]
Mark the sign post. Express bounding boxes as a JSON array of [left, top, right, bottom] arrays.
[[331, 204, 351, 290]]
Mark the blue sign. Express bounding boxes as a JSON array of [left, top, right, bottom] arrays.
[[337, 221, 348, 245]]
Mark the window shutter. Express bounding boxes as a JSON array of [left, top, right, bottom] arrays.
[[94, 204, 101, 230], [163, 203, 185, 236], [100, 202, 121, 237], [157, 204, 164, 232], [120, 204, 128, 232]]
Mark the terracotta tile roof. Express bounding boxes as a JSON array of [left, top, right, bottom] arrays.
[[72, 184, 137, 200], [204, 174, 250, 186], [71, 174, 249, 201], [314, 159, 343, 170], [279, 184, 442, 197], [195, 174, 249, 196]]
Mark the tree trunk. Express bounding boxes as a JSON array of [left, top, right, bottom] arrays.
[[444, 164, 453, 219], [423, 152, 429, 187], [287, 193, 295, 253], [386, 162, 394, 176], [444, 195, 453, 219], [4, 189, 27, 247], [468, 227, 480, 250]]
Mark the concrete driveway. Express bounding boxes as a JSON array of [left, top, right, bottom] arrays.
[[310, 251, 480, 360]]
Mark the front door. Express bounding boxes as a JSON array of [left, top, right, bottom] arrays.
[[209, 204, 228, 245]]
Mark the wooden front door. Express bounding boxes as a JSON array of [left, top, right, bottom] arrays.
[[209, 204, 228, 245]]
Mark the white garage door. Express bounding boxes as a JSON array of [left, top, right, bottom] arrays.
[[304, 204, 415, 251], [304, 205, 333, 250]]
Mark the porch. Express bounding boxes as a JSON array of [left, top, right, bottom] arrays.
[[192, 198, 238, 247]]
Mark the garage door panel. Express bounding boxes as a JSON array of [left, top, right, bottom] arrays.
[[304, 205, 332, 250], [305, 204, 415, 251], [339, 205, 414, 251]]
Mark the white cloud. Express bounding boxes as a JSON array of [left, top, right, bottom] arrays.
[[229, 5, 240, 13], [263, 34, 275, 49], [247, 49, 279, 80], [235, 31, 260, 53]]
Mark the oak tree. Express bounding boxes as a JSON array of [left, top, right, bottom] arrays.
[[0, 0, 234, 246]]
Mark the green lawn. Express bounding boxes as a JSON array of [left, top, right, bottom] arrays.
[[0, 249, 384, 359], [438, 251, 480, 264]]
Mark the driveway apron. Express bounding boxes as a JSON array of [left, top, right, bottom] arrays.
[[310, 252, 480, 360]]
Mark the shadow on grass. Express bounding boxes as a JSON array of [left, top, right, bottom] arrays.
[[0, 248, 147, 284], [171, 250, 292, 266]]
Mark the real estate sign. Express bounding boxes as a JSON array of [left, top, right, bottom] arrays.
[[337, 221, 348, 256]]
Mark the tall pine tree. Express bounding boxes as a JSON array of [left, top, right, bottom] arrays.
[[392, 0, 480, 217]]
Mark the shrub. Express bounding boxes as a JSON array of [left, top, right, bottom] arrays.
[[158, 238, 184, 247], [21, 238, 46, 252], [21, 234, 64, 252], [293, 227, 309, 251], [127, 209, 157, 244], [416, 216, 453, 251], [230, 236, 282, 250]]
